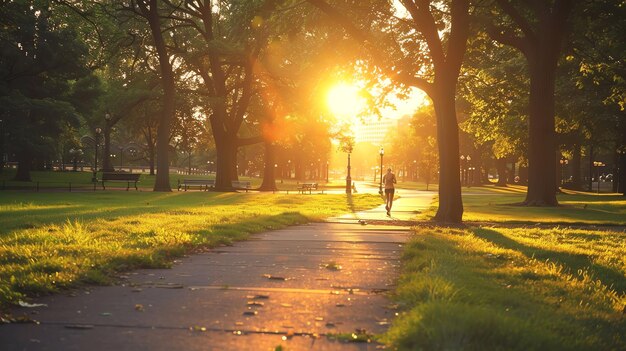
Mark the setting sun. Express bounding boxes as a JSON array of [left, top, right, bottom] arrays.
[[326, 83, 365, 118]]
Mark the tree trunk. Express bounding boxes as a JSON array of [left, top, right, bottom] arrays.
[[618, 152, 626, 196], [148, 144, 155, 175], [508, 161, 516, 184], [143, 0, 173, 192], [432, 83, 463, 222], [587, 145, 594, 191], [212, 122, 236, 191], [523, 57, 558, 206], [102, 125, 114, 172], [259, 141, 278, 191], [14, 151, 31, 182], [571, 143, 582, 190], [495, 158, 508, 187]]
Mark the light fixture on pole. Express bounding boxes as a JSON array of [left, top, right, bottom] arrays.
[[92, 127, 102, 183], [379, 147, 384, 195]]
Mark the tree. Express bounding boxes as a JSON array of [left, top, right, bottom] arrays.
[[0, 1, 91, 181], [487, 0, 574, 205], [306, 0, 470, 222], [128, 0, 177, 191]]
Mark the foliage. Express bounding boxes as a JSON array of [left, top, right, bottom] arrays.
[[0, 1, 93, 179]]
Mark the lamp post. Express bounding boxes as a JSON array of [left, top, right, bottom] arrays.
[[346, 153, 352, 194], [460, 155, 465, 185], [379, 147, 384, 195], [92, 127, 102, 182], [593, 161, 605, 193], [559, 158, 569, 186], [413, 160, 417, 180], [326, 161, 329, 183]]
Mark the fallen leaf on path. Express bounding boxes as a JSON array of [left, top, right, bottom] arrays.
[[243, 311, 258, 316], [134, 304, 144, 311], [262, 274, 288, 281], [190, 326, 207, 332], [280, 303, 292, 308], [18, 301, 47, 308], [100, 312, 112, 316], [247, 301, 264, 307]]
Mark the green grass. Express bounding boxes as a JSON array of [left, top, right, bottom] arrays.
[[0, 169, 340, 191], [0, 191, 380, 307], [384, 226, 626, 350], [417, 184, 626, 225]]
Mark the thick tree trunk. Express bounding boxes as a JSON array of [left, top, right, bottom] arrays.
[[14, 151, 31, 182], [495, 158, 508, 187], [432, 84, 463, 222], [259, 142, 278, 191], [523, 58, 558, 206], [143, 0, 172, 192], [212, 124, 236, 191], [571, 143, 582, 190]]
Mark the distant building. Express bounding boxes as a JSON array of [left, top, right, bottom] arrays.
[[353, 116, 411, 145], [353, 117, 396, 145]]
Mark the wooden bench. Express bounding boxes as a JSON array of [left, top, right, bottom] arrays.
[[101, 172, 140, 191], [177, 179, 215, 191], [298, 182, 318, 194], [231, 180, 251, 192]]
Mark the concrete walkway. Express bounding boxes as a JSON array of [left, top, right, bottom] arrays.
[[1, 188, 434, 350]]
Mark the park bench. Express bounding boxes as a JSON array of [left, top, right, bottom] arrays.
[[177, 179, 215, 191], [231, 180, 252, 192], [298, 182, 318, 194], [100, 172, 140, 191]]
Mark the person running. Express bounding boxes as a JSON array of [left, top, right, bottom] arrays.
[[382, 168, 396, 216]]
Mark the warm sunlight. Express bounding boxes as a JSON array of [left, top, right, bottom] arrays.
[[326, 82, 365, 119]]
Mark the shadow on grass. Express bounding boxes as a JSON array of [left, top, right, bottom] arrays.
[[0, 192, 251, 235], [473, 228, 626, 294]]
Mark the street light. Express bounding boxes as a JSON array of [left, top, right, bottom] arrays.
[[92, 127, 102, 182], [379, 147, 384, 194], [326, 161, 329, 183]]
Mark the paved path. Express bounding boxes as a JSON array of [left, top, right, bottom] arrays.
[[1, 188, 434, 350]]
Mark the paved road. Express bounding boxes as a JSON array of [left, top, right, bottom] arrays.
[[1, 187, 434, 351]]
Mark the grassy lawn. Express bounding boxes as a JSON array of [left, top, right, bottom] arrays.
[[0, 169, 340, 191], [384, 226, 626, 350], [416, 184, 626, 225], [0, 191, 380, 307], [386, 184, 626, 349]]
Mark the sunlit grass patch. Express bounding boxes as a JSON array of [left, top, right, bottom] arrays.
[[0, 192, 380, 307], [384, 226, 626, 350], [420, 186, 626, 224]]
